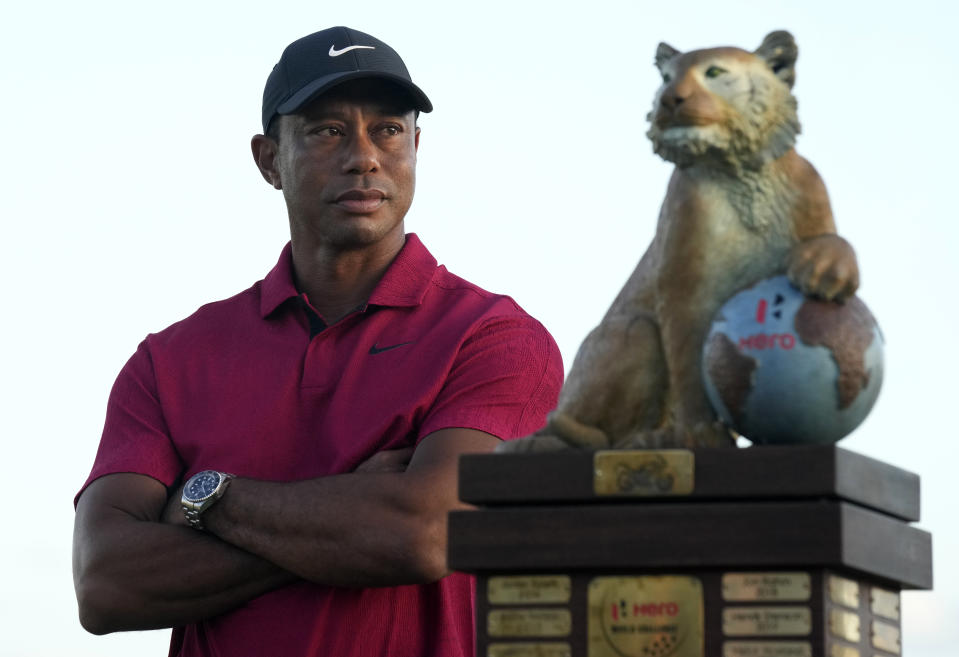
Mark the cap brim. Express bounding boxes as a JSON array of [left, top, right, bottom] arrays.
[[276, 71, 433, 117]]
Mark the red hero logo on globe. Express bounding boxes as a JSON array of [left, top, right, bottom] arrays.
[[738, 296, 797, 351]]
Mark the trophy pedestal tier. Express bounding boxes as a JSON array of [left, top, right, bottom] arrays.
[[448, 446, 932, 657]]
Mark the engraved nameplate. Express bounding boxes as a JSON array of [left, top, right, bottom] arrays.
[[488, 609, 572, 638], [723, 607, 812, 636], [723, 640, 812, 657], [587, 575, 703, 657], [723, 573, 811, 602], [593, 450, 694, 496], [488, 642, 572, 657], [489, 576, 572, 605], [870, 587, 900, 621], [828, 575, 860, 609], [828, 609, 861, 643], [872, 620, 901, 654]]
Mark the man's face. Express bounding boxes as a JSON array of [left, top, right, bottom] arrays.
[[266, 80, 420, 251]]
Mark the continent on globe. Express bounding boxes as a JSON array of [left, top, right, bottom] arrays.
[[703, 334, 757, 431], [795, 297, 877, 410], [702, 276, 884, 445]]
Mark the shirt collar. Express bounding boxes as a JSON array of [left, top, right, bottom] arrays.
[[259, 242, 299, 318], [259, 233, 437, 318]]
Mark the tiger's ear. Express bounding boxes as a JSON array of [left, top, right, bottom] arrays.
[[755, 30, 798, 88], [655, 42, 681, 72]]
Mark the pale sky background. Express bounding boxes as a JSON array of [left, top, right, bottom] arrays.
[[1, 1, 955, 655]]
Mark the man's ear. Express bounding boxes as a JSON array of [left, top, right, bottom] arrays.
[[414, 126, 420, 152], [251, 134, 282, 189]]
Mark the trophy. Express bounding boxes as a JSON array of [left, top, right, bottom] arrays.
[[449, 31, 932, 657]]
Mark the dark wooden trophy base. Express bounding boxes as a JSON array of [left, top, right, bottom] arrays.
[[448, 446, 932, 657]]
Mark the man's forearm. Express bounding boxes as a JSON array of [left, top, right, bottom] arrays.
[[201, 429, 498, 587], [203, 469, 450, 587], [73, 475, 296, 634]]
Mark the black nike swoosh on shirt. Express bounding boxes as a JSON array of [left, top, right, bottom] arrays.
[[369, 341, 415, 355]]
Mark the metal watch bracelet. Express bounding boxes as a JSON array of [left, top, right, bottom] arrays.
[[181, 472, 234, 530]]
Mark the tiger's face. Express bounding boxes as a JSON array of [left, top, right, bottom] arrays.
[[646, 33, 801, 171]]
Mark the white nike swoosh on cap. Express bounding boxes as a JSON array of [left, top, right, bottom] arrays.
[[329, 44, 376, 57]]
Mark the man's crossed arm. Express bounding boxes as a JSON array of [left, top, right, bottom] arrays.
[[72, 428, 499, 635]]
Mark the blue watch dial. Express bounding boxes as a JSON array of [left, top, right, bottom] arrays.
[[186, 471, 221, 501]]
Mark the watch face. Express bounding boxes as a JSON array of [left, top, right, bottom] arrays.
[[185, 471, 221, 502]]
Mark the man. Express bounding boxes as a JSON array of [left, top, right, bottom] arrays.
[[73, 27, 562, 657]]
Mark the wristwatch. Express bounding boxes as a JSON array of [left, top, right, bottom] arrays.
[[181, 470, 234, 530]]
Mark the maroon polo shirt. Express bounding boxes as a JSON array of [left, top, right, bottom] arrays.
[[78, 234, 562, 657]]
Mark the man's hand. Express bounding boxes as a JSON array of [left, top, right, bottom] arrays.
[[161, 482, 188, 527]]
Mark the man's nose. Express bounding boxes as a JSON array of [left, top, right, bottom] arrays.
[[341, 133, 379, 174]]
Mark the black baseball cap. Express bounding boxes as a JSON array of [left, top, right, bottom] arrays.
[[262, 26, 433, 133]]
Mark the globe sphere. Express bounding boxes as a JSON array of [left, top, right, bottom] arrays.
[[702, 275, 884, 444]]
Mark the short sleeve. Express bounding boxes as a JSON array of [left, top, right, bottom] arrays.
[[418, 315, 563, 441], [74, 339, 184, 506]]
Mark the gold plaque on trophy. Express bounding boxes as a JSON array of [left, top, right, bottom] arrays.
[[593, 450, 694, 496], [828, 609, 860, 643], [487, 642, 572, 657], [722, 641, 812, 657], [722, 573, 811, 602], [587, 575, 703, 657], [489, 576, 572, 605], [828, 576, 860, 609], [871, 620, 901, 654], [722, 607, 812, 636], [488, 609, 572, 638], [870, 587, 900, 621], [828, 645, 860, 657]]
